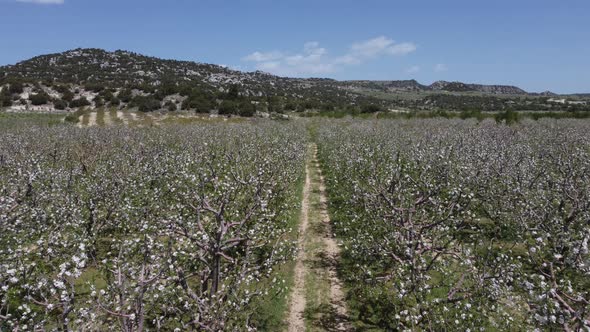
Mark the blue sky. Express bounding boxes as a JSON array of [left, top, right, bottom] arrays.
[[0, 0, 589, 93]]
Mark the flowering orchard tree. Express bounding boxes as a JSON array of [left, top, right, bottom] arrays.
[[0, 123, 305, 331], [317, 118, 590, 331]]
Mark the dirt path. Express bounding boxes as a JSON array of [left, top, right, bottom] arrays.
[[288, 162, 311, 332], [87, 112, 97, 127], [103, 111, 112, 126], [287, 144, 351, 332], [116, 111, 127, 125]]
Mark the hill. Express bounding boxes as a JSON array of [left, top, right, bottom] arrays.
[[1, 48, 588, 115]]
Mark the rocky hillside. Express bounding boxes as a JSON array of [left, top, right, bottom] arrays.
[[0, 48, 377, 114], [429, 81, 527, 95], [0, 48, 361, 101], [340, 80, 429, 92], [342, 79, 528, 95], [0, 48, 534, 97], [3, 48, 582, 115]]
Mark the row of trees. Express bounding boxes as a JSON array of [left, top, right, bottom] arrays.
[[0, 122, 307, 330], [317, 118, 590, 330]]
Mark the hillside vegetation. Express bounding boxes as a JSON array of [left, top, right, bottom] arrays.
[[1, 49, 588, 117]]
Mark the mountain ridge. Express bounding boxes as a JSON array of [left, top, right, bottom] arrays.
[[0, 48, 544, 96], [2, 48, 588, 115]]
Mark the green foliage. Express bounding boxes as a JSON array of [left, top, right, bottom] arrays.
[[321, 103, 335, 111], [1, 88, 12, 107], [94, 96, 105, 108], [9, 81, 24, 94], [63, 109, 87, 123], [0, 112, 64, 128], [182, 93, 214, 113], [54, 99, 67, 110], [495, 108, 520, 124], [69, 97, 91, 108], [98, 89, 114, 100], [459, 109, 484, 120], [525, 111, 590, 120], [360, 104, 384, 113], [84, 83, 105, 93], [130, 95, 160, 112], [160, 82, 179, 95], [218, 100, 238, 115], [267, 96, 280, 113], [226, 84, 240, 100], [54, 84, 70, 94], [238, 101, 256, 117], [117, 88, 133, 103], [61, 90, 75, 102], [30, 92, 50, 105], [152, 84, 177, 101], [164, 100, 177, 112], [284, 102, 297, 111], [109, 96, 120, 107], [301, 100, 318, 110]]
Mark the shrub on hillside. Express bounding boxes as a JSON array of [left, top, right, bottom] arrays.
[[165, 101, 177, 112], [131, 95, 160, 112], [284, 102, 297, 111], [30, 93, 50, 105], [361, 104, 384, 113], [0, 89, 12, 107], [9, 82, 24, 94], [61, 90, 75, 102], [117, 89, 133, 103], [94, 96, 105, 108], [218, 100, 238, 115], [238, 101, 256, 117], [54, 99, 67, 110], [109, 96, 120, 107], [70, 97, 91, 108], [182, 94, 215, 113], [85, 83, 105, 93]]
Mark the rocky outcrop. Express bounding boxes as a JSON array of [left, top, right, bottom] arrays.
[[429, 81, 527, 95]]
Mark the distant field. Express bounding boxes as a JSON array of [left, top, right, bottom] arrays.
[[67, 109, 249, 127], [0, 112, 65, 128]]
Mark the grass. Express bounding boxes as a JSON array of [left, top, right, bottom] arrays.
[[0, 111, 65, 128], [75, 267, 108, 296], [301, 150, 335, 331], [64, 108, 88, 124], [109, 108, 124, 125], [81, 112, 90, 126], [136, 112, 156, 127], [96, 109, 106, 126]]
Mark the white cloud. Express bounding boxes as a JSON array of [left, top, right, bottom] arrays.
[[434, 63, 448, 72], [242, 51, 283, 62], [333, 54, 361, 65], [351, 36, 394, 57], [242, 36, 417, 77], [303, 41, 322, 53], [388, 42, 417, 56], [406, 65, 421, 74], [16, 0, 64, 4], [351, 36, 417, 58]]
